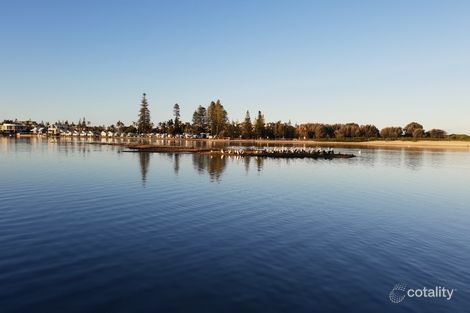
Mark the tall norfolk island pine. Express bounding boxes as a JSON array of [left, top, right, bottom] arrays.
[[241, 110, 253, 139], [137, 93, 152, 134], [173, 103, 182, 134]]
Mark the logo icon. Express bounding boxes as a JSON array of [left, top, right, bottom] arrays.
[[389, 282, 407, 303]]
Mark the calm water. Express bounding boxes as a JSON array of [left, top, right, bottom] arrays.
[[1, 137, 469, 313]]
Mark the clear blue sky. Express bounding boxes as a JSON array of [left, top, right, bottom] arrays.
[[1, 0, 469, 133]]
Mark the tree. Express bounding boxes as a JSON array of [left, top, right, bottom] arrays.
[[116, 120, 125, 132], [225, 121, 241, 138], [137, 93, 152, 133], [192, 105, 208, 133], [335, 123, 360, 139], [285, 121, 297, 138], [359, 124, 380, 138], [173, 103, 182, 134], [182, 122, 192, 134], [404, 122, 424, 137], [380, 127, 403, 138], [207, 100, 228, 136], [241, 110, 253, 139], [166, 119, 175, 135], [264, 122, 274, 139], [427, 129, 447, 139], [158, 121, 167, 134], [173, 103, 180, 119], [273, 121, 285, 139], [412, 128, 425, 138], [254, 111, 265, 138], [297, 123, 335, 139]]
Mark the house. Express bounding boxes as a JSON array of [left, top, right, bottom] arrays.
[[1, 123, 27, 134], [47, 125, 62, 136]]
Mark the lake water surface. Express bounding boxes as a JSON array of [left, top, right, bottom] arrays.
[[1, 138, 469, 313]]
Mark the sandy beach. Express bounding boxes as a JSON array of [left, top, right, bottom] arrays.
[[86, 138, 470, 150], [202, 139, 470, 150]]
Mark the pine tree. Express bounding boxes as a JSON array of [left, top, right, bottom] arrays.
[[137, 93, 152, 133], [173, 103, 181, 134], [173, 103, 180, 119], [254, 110, 265, 138], [192, 105, 207, 134], [242, 110, 253, 139], [116, 120, 125, 132]]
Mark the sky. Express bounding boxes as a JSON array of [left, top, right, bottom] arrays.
[[1, 0, 469, 133]]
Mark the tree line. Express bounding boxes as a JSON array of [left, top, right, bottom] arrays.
[[297, 121, 447, 140], [134, 94, 451, 140], [136, 94, 297, 138]]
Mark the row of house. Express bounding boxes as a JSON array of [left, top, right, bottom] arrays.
[[1, 121, 213, 139], [0, 123, 28, 134]]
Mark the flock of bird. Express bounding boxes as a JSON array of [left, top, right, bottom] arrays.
[[218, 147, 336, 155]]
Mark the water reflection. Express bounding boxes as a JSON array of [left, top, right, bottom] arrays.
[[192, 154, 227, 182], [1, 137, 461, 184], [255, 156, 264, 173], [375, 149, 402, 168], [403, 149, 424, 171], [366, 148, 425, 170], [0, 136, 94, 157], [356, 148, 379, 168], [207, 156, 227, 182], [173, 153, 180, 175], [138, 152, 151, 185], [244, 157, 251, 174], [429, 151, 447, 168]]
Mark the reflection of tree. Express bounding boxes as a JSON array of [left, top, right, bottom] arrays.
[[193, 154, 206, 175], [173, 153, 180, 175], [139, 152, 151, 185], [192, 154, 227, 182], [208, 156, 226, 181], [428, 150, 446, 168], [244, 156, 251, 174], [403, 149, 424, 171], [255, 156, 264, 173]]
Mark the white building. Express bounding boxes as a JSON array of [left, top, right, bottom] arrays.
[[47, 125, 62, 136], [1, 123, 27, 133]]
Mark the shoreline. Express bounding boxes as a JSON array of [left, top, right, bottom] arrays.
[[6, 135, 470, 149], [217, 139, 470, 149]]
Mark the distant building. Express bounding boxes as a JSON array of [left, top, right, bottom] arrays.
[[1, 123, 27, 133], [47, 125, 62, 136]]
